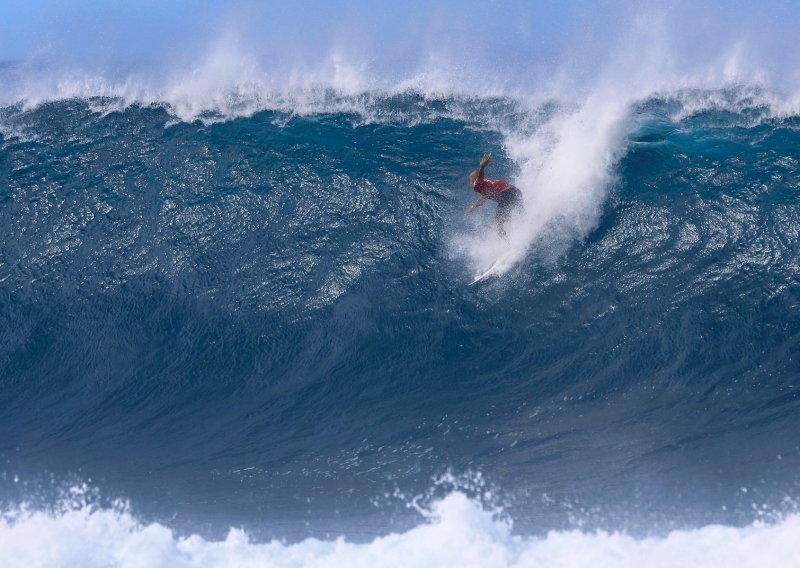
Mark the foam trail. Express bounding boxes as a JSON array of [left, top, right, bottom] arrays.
[[456, 88, 630, 277], [510, 92, 628, 266], [0, 492, 797, 567]]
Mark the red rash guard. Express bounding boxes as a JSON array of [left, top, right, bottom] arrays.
[[473, 178, 512, 200]]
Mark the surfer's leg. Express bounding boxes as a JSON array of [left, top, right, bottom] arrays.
[[509, 186, 523, 212], [495, 202, 511, 242], [495, 221, 509, 242]]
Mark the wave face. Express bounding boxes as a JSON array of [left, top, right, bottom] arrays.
[[1, 85, 800, 564]]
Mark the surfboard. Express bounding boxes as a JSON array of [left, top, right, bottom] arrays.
[[469, 252, 512, 286]]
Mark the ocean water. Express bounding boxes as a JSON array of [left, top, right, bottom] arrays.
[[2, 15, 800, 566]]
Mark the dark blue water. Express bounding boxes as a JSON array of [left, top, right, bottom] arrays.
[[1, 92, 799, 542]]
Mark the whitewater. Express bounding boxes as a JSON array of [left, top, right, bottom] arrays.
[[3, 2, 800, 566], [2, 492, 799, 568]]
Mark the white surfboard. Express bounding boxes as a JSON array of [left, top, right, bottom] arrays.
[[469, 252, 512, 286]]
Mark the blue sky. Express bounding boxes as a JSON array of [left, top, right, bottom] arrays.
[[2, 0, 799, 89], [0, 1, 621, 63]]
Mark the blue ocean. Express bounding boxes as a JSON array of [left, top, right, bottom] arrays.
[[2, 3, 800, 565]]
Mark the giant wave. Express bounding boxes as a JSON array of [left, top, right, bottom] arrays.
[[2, 3, 800, 565]]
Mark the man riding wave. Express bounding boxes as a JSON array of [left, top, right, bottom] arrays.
[[465, 154, 523, 241]]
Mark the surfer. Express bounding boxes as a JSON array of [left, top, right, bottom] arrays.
[[465, 154, 522, 241]]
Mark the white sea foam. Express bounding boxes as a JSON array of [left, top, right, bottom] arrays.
[[0, 491, 798, 568]]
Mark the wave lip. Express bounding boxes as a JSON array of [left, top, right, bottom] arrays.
[[1, 492, 798, 567]]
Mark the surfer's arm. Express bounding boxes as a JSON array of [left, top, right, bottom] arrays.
[[468, 154, 491, 186], [465, 195, 487, 216], [476, 154, 490, 184]]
